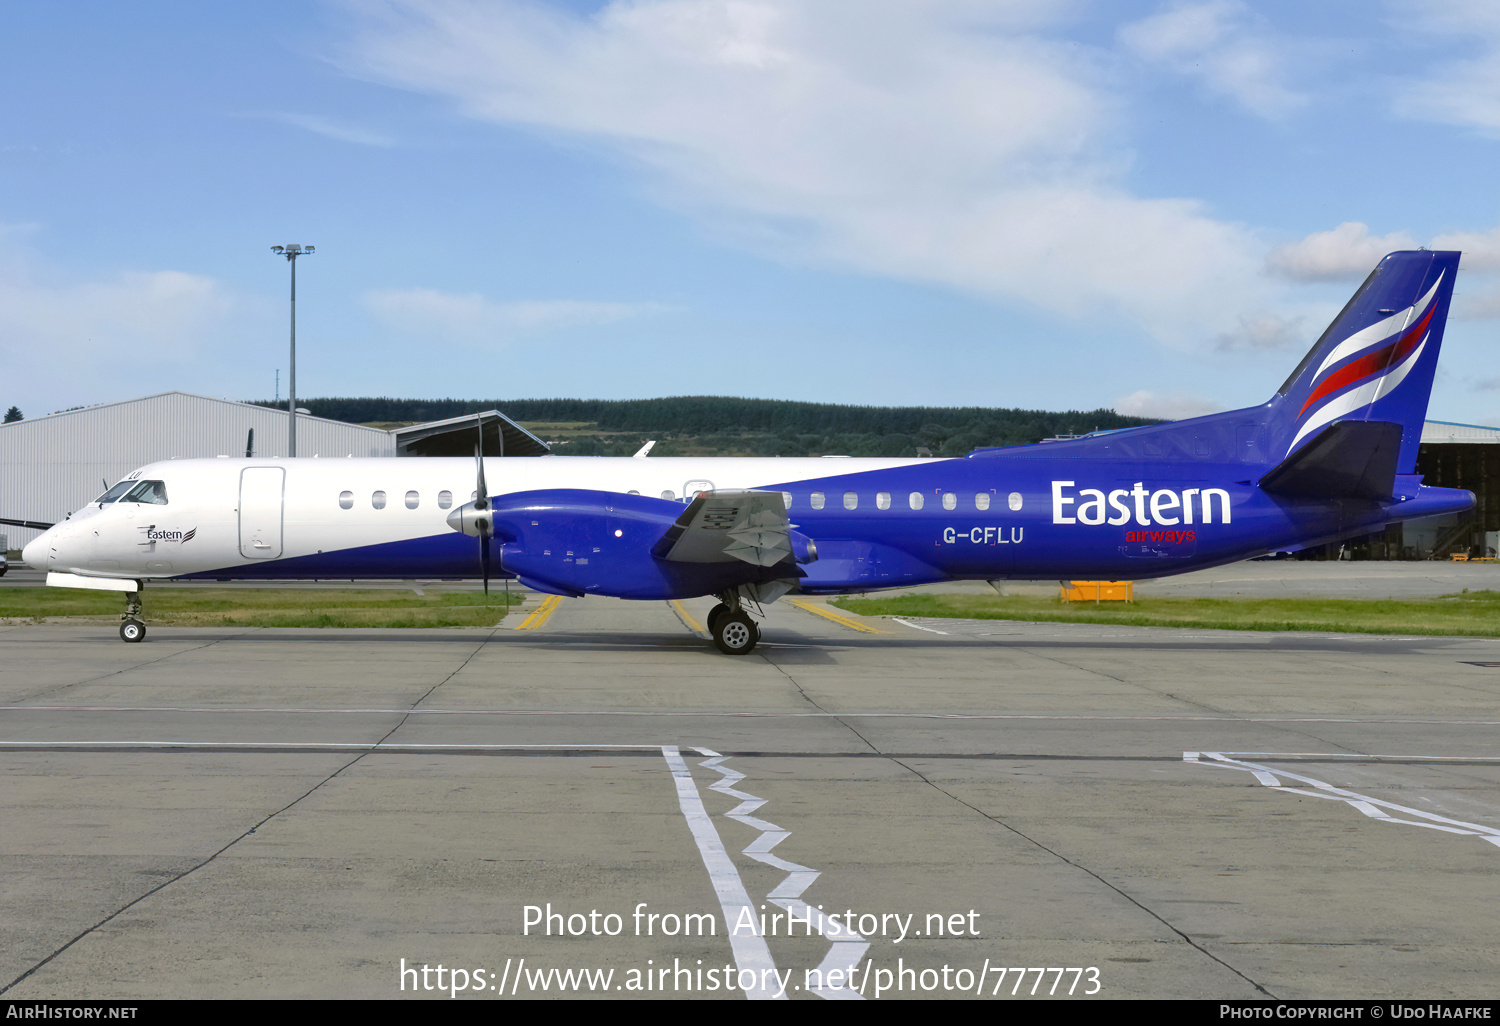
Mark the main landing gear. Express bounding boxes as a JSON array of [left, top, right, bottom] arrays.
[[120, 589, 145, 643], [707, 593, 760, 655]]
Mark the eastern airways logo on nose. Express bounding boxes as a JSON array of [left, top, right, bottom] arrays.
[[146, 527, 197, 543], [1051, 482, 1230, 526]]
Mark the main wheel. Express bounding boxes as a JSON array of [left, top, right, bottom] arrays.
[[120, 618, 146, 643], [706, 602, 731, 633], [712, 612, 759, 655]]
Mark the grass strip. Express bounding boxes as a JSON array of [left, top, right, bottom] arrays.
[[0, 586, 523, 629], [831, 591, 1500, 638]]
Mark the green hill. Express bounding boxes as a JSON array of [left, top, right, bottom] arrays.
[[248, 396, 1157, 458]]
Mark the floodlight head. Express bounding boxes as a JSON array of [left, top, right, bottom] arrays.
[[271, 246, 284, 255]]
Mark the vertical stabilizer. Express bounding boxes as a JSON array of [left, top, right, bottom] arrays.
[[1269, 250, 1458, 474]]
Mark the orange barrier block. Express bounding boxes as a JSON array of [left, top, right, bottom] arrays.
[[1061, 581, 1134, 602]]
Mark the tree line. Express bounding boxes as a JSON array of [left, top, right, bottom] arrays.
[[248, 396, 1158, 458]]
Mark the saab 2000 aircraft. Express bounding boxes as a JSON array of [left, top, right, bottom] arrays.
[[14, 250, 1476, 654]]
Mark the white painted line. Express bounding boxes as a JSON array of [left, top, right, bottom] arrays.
[[891, 618, 949, 635], [696, 748, 870, 1001], [661, 746, 786, 1001], [1185, 751, 1500, 850], [1203, 751, 1500, 762], [0, 741, 669, 751]]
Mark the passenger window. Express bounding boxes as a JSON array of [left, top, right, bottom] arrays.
[[372, 490, 387, 509], [811, 492, 825, 510], [438, 490, 453, 509], [661, 490, 676, 501], [405, 490, 420, 509], [876, 492, 891, 510], [339, 491, 353, 509], [1009, 491, 1023, 511], [781, 491, 793, 510], [942, 492, 957, 510], [122, 480, 168, 505], [975, 493, 990, 511], [909, 492, 924, 510], [843, 492, 858, 510]]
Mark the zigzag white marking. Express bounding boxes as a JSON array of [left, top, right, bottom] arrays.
[[693, 747, 871, 1000], [1184, 751, 1500, 849]]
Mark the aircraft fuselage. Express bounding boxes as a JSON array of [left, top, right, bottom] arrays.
[[25, 453, 1468, 596]]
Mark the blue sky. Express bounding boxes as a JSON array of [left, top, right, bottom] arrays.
[[4, 0, 1500, 424]]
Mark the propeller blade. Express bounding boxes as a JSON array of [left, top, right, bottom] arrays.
[[474, 414, 489, 508], [475, 413, 491, 594], [479, 519, 492, 595], [0, 517, 53, 530]]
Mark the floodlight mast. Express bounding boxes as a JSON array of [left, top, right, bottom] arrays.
[[270, 244, 314, 456]]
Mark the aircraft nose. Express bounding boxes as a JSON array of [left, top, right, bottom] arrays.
[[22, 532, 53, 570]]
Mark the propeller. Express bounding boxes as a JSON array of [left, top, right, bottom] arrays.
[[474, 416, 492, 594], [444, 415, 506, 595], [0, 517, 53, 531]]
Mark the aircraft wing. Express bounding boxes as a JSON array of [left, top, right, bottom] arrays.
[[649, 490, 795, 567]]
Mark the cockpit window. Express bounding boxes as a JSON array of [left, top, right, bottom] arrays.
[[121, 480, 168, 505], [96, 481, 136, 504]]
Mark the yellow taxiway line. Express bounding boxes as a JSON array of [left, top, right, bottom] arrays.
[[790, 598, 891, 634], [669, 600, 706, 636], [515, 594, 564, 631]]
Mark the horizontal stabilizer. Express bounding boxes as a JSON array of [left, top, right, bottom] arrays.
[[1259, 420, 1402, 500]]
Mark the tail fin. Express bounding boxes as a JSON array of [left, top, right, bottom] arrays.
[[1268, 250, 1459, 474]]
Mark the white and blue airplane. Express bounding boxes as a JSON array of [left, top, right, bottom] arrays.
[[15, 250, 1475, 654]]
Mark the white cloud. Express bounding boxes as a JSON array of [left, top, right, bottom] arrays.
[[1214, 312, 1307, 351], [363, 288, 672, 343], [0, 237, 252, 410], [1451, 286, 1500, 321], [1266, 222, 1418, 281], [250, 111, 397, 147], [1118, 1, 1304, 118], [338, 0, 1276, 350], [0, 264, 230, 359], [1390, 0, 1500, 135], [1431, 225, 1500, 270], [1113, 389, 1225, 420]]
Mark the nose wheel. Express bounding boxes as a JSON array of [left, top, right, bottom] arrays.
[[120, 589, 146, 643]]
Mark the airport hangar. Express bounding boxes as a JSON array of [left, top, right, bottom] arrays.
[[0, 392, 549, 552], [2, 391, 1498, 559]]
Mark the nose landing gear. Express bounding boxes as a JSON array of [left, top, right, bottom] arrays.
[[120, 590, 145, 643]]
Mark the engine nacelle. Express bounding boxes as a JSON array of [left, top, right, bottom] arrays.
[[481, 489, 804, 600]]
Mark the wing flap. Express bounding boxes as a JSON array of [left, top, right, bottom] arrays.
[[652, 491, 794, 566]]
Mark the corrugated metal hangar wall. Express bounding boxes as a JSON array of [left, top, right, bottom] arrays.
[[0, 392, 394, 547]]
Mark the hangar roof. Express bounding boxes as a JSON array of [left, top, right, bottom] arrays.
[[392, 410, 551, 458], [1420, 420, 1500, 444]]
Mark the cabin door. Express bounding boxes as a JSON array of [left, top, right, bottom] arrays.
[[239, 467, 285, 559]]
